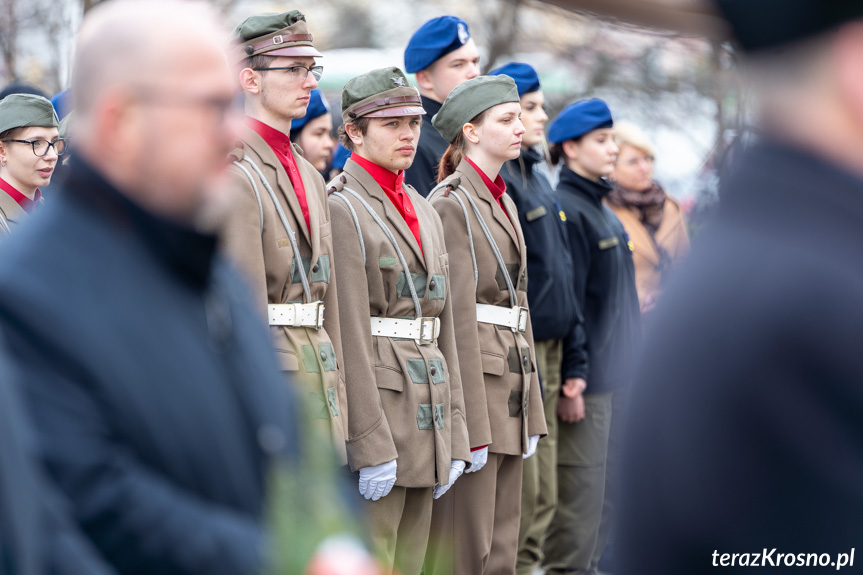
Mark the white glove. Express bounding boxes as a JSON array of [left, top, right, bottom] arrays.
[[358, 459, 397, 501], [465, 446, 488, 474], [433, 459, 466, 499], [523, 435, 540, 459]]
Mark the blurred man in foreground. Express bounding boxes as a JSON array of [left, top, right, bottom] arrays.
[[619, 2, 863, 573], [0, 1, 301, 573]]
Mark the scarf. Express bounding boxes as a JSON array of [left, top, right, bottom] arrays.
[[608, 181, 667, 235]]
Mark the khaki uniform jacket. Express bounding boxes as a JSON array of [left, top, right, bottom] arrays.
[[217, 125, 347, 464], [327, 159, 471, 488], [0, 191, 29, 238], [607, 197, 690, 307], [429, 159, 547, 456]]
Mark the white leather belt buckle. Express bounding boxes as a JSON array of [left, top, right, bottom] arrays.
[[268, 301, 325, 329], [370, 316, 441, 345], [476, 304, 529, 333]]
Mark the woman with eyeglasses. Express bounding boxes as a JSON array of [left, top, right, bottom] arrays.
[[0, 94, 64, 237], [607, 121, 690, 312]]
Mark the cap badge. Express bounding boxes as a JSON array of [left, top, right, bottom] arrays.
[[457, 22, 469, 44], [391, 76, 406, 87]]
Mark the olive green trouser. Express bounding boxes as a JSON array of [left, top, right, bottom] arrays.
[[516, 339, 562, 575], [542, 390, 615, 575], [360, 485, 434, 575]]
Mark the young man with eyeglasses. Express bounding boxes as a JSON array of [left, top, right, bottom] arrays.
[[218, 11, 349, 463], [0, 94, 65, 237]]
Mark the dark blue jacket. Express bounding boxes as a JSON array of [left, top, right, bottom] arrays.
[[556, 167, 641, 394], [501, 148, 588, 381], [619, 141, 863, 573], [0, 158, 300, 575], [0, 346, 114, 575]]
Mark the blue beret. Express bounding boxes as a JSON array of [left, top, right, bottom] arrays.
[[331, 143, 351, 170], [404, 16, 471, 73], [292, 90, 330, 133], [547, 98, 613, 144], [488, 62, 540, 97]]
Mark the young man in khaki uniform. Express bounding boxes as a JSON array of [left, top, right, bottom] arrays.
[[326, 66, 470, 575], [218, 11, 347, 460]]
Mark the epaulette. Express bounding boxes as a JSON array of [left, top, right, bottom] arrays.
[[326, 173, 348, 196], [433, 175, 461, 198], [228, 140, 246, 163]]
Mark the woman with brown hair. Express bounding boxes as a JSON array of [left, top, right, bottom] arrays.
[[607, 121, 690, 310], [423, 74, 546, 575], [0, 94, 63, 237]]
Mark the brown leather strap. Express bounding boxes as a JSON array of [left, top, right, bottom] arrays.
[[250, 33, 313, 52], [351, 95, 422, 116]]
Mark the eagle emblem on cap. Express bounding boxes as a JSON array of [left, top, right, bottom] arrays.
[[457, 22, 469, 44], [391, 76, 406, 87]]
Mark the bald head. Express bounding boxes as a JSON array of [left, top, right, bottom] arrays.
[[72, 0, 226, 130], [69, 0, 239, 224]]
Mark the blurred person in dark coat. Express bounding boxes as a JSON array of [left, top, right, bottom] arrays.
[[0, 1, 303, 574], [619, 2, 863, 573], [0, 336, 114, 575]]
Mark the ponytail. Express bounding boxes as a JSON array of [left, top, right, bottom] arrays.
[[435, 109, 489, 183]]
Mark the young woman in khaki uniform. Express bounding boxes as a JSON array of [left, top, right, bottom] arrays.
[[424, 75, 547, 575], [0, 94, 62, 237], [326, 66, 470, 575]]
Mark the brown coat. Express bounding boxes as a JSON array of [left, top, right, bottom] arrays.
[[326, 159, 471, 488], [428, 159, 547, 456], [607, 196, 690, 306], [216, 124, 347, 464], [0, 191, 29, 238]]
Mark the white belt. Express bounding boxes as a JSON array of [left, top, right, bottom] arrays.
[[370, 317, 441, 345], [268, 302, 325, 329], [476, 304, 529, 333]]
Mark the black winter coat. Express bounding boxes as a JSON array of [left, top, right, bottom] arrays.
[[556, 166, 641, 394], [619, 140, 863, 573], [501, 148, 587, 381], [0, 346, 114, 575], [0, 158, 300, 575]]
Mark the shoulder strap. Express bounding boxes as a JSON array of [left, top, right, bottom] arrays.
[[238, 155, 312, 304], [340, 186, 424, 319]]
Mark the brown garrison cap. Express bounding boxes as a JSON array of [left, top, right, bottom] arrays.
[[341, 66, 425, 124], [230, 11, 322, 66]]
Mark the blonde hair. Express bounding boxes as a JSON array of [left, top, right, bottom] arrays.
[[614, 121, 655, 159]]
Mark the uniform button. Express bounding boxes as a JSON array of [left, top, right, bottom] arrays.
[[312, 263, 320, 273], [430, 366, 437, 376], [429, 279, 436, 290], [521, 271, 526, 280], [522, 355, 529, 368], [320, 350, 328, 362]]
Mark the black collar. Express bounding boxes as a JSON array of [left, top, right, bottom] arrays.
[[558, 165, 613, 205], [59, 157, 218, 289], [421, 96, 443, 120]]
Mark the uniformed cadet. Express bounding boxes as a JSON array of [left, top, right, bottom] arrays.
[[0, 94, 63, 237], [403, 16, 480, 195], [326, 66, 470, 575], [488, 62, 589, 575], [423, 75, 547, 575], [290, 89, 335, 177], [217, 11, 348, 461], [542, 99, 641, 575]]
